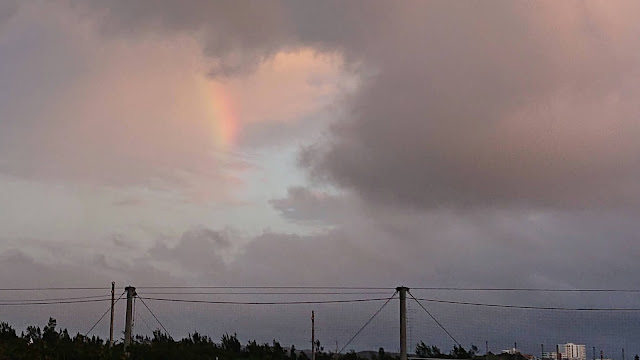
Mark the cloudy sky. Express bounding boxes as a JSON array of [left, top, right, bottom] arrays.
[[2, 0, 640, 356]]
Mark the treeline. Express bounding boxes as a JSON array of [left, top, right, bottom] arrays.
[[0, 317, 483, 360], [415, 342, 478, 359]]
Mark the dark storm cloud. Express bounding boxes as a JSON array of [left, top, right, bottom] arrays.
[[299, 2, 640, 210], [74, 0, 291, 76]]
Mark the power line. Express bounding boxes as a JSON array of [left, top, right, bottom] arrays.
[[0, 294, 110, 302], [0, 298, 112, 306], [408, 290, 461, 347], [339, 291, 398, 354], [140, 291, 393, 295], [136, 286, 392, 290], [140, 296, 397, 305], [413, 297, 640, 311], [136, 309, 157, 335], [6, 285, 640, 292], [85, 291, 126, 337], [410, 287, 640, 292], [136, 295, 172, 339], [0, 287, 108, 291]]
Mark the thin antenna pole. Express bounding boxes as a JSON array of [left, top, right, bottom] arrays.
[[312, 311, 316, 360], [109, 282, 115, 347]]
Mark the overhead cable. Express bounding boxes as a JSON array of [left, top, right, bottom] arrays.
[[414, 297, 640, 311], [0, 298, 111, 306], [141, 296, 396, 305], [408, 290, 461, 347], [136, 295, 172, 338], [84, 291, 126, 337], [339, 291, 398, 354]]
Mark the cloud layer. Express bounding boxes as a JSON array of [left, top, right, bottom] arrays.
[[299, 1, 640, 210]]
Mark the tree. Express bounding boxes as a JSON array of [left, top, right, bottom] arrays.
[[416, 342, 443, 358], [450, 345, 470, 359], [23, 325, 41, 343], [0, 323, 16, 340], [634, 355, 638, 360], [221, 332, 242, 353]]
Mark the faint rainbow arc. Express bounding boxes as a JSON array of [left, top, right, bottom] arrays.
[[200, 80, 239, 150]]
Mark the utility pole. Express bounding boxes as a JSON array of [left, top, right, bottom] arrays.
[[515, 342, 517, 353], [486, 341, 489, 356], [541, 344, 544, 360], [124, 286, 136, 351], [109, 282, 115, 348], [600, 350, 603, 360], [593, 347, 596, 360], [623, 348, 625, 360], [397, 286, 408, 360], [557, 345, 561, 360], [311, 310, 316, 360]]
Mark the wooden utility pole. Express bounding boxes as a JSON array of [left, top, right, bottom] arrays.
[[109, 282, 115, 347], [397, 286, 408, 360], [311, 311, 316, 360], [124, 286, 136, 351]]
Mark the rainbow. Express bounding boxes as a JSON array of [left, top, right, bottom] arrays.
[[198, 78, 238, 149]]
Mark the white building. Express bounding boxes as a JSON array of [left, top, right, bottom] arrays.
[[559, 343, 586, 360], [543, 344, 586, 360], [503, 348, 520, 355]]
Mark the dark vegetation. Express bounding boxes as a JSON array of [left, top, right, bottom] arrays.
[[415, 342, 478, 359], [1, 318, 604, 360]]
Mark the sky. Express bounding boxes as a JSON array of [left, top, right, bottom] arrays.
[[2, 0, 640, 356]]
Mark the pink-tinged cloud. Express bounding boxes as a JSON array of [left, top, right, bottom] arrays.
[[0, 3, 348, 202]]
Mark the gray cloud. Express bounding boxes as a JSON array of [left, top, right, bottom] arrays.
[[0, 0, 18, 26], [150, 227, 231, 276], [4, 213, 640, 354], [46, 1, 640, 210], [269, 186, 348, 225], [298, 1, 640, 210], [74, 0, 291, 76]]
